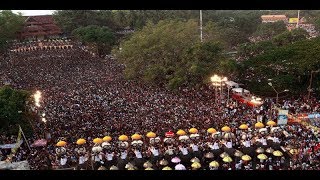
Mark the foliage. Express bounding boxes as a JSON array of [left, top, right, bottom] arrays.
[[72, 25, 115, 55], [0, 86, 32, 135], [239, 37, 320, 96], [254, 21, 287, 39], [115, 19, 235, 89], [272, 28, 309, 46], [0, 10, 24, 53]]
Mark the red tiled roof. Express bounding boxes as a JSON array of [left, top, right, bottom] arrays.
[[26, 15, 55, 24]]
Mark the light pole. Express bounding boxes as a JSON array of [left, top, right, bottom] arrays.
[[211, 75, 227, 104], [268, 82, 289, 105], [200, 10, 203, 43]]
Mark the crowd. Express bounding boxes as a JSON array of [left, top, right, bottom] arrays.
[[0, 42, 320, 170]]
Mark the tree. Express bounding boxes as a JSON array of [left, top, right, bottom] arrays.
[[273, 28, 309, 46], [254, 21, 287, 39], [239, 37, 320, 96], [0, 10, 24, 53], [0, 86, 32, 135], [115, 19, 232, 89], [72, 25, 115, 55]]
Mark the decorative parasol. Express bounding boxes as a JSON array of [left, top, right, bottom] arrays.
[[257, 153, 268, 160], [56, 141, 67, 147], [145, 167, 154, 170], [98, 166, 106, 170], [241, 154, 252, 161], [110, 165, 119, 170], [267, 120, 276, 127], [191, 162, 201, 169], [93, 138, 103, 144], [189, 128, 198, 134], [165, 131, 175, 138], [190, 157, 200, 163], [289, 149, 299, 155], [171, 157, 181, 163], [221, 126, 231, 132], [256, 147, 265, 154], [162, 166, 172, 170], [146, 132, 156, 138], [118, 135, 129, 141], [273, 150, 283, 157], [222, 156, 233, 163], [125, 162, 135, 169], [205, 152, 214, 159], [220, 152, 229, 159], [209, 161, 219, 168], [234, 150, 243, 157], [176, 130, 187, 136], [76, 138, 86, 145], [259, 128, 268, 133], [178, 135, 189, 141], [266, 147, 274, 154], [102, 136, 112, 142], [239, 124, 248, 130], [143, 161, 153, 168], [175, 164, 186, 170], [207, 128, 217, 134], [190, 134, 200, 139], [159, 159, 168, 166], [255, 122, 265, 129], [131, 133, 142, 140]]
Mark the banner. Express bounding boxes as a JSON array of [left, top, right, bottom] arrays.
[[278, 109, 289, 125], [308, 113, 320, 119], [0, 140, 23, 149], [289, 18, 299, 24], [31, 139, 47, 147]]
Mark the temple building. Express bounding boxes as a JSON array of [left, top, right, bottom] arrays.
[[17, 15, 62, 41]]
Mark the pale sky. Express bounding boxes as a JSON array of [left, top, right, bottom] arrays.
[[11, 10, 55, 16]]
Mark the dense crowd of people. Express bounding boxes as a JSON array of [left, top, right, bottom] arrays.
[[0, 41, 320, 170]]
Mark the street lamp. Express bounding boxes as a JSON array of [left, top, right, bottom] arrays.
[[268, 82, 289, 105]]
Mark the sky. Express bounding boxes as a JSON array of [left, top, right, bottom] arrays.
[[11, 10, 55, 16]]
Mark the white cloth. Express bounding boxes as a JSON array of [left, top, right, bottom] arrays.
[[226, 142, 232, 148], [260, 138, 267, 146], [166, 147, 174, 155], [79, 156, 85, 164], [120, 151, 127, 159], [243, 140, 251, 147], [106, 153, 113, 161], [60, 157, 67, 166], [94, 154, 102, 162], [273, 137, 280, 143], [180, 147, 188, 155], [151, 147, 159, 156], [134, 150, 142, 158], [191, 144, 199, 151]]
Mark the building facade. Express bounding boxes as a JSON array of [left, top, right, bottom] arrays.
[[17, 15, 62, 41]]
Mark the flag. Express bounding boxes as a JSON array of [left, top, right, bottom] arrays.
[[11, 126, 23, 154]]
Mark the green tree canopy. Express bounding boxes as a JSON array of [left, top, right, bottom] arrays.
[[254, 21, 287, 39], [115, 19, 234, 89], [0, 86, 31, 135], [0, 10, 24, 53], [72, 25, 115, 55]]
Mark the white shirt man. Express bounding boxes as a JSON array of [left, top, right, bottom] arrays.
[[120, 150, 127, 159], [106, 152, 114, 161], [150, 147, 159, 157], [134, 149, 142, 159], [190, 144, 199, 152], [79, 155, 86, 165], [179, 147, 188, 155], [60, 157, 67, 166]]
